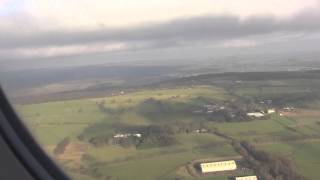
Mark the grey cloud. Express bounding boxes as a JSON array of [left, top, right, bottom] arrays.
[[0, 9, 320, 49]]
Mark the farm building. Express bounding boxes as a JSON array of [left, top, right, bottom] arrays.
[[200, 160, 237, 173], [283, 107, 295, 111], [235, 175, 258, 180], [267, 109, 276, 114], [247, 112, 265, 118], [195, 128, 208, 133], [113, 133, 142, 138]]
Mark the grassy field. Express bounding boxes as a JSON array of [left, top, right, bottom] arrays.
[[15, 76, 320, 180], [94, 147, 236, 180], [16, 99, 106, 145]]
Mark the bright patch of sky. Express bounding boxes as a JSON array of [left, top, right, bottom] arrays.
[[0, 0, 318, 29], [0, 0, 26, 16]]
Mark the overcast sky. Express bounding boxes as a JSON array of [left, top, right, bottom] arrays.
[[0, 0, 320, 70]]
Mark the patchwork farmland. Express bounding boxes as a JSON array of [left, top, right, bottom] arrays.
[[16, 71, 320, 180]]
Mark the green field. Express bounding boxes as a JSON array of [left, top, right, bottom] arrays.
[[15, 73, 320, 180]]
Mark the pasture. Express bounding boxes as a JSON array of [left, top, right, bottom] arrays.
[[15, 73, 320, 180]]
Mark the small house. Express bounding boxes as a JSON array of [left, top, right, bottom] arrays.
[[113, 133, 142, 138], [267, 109, 276, 114], [247, 112, 265, 118]]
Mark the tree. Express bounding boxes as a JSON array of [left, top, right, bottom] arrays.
[[53, 137, 70, 155]]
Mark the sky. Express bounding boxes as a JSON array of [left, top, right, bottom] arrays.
[[0, 0, 320, 70]]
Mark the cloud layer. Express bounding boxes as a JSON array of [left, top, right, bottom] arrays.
[[2, 12, 320, 47], [0, 1, 320, 59]]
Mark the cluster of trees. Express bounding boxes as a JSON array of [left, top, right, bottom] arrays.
[[115, 122, 213, 148], [98, 95, 274, 126], [265, 92, 320, 108], [53, 137, 70, 155], [136, 98, 192, 121], [205, 110, 249, 122], [78, 124, 175, 148], [88, 135, 111, 147], [137, 97, 267, 123], [113, 124, 179, 148], [112, 136, 141, 148], [139, 122, 208, 134], [96, 100, 122, 114], [232, 141, 305, 180], [82, 122, 210, 148], [137, 133, 177, 148], [201, 97, 271, 122]]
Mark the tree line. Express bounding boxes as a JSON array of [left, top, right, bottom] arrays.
[[232, 140, 306, 180]]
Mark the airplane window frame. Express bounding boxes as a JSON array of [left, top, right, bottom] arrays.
[[0, 87, 70, 180]]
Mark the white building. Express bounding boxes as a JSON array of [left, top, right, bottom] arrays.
[[235, 175, 258, 180], [267, 109, 276, 114], [195, 128, 208, 133], [247, 112, 265, 118], [200, 160, 237, 173], [283, 107, 295, 111], [113, 133, 141, 138]]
